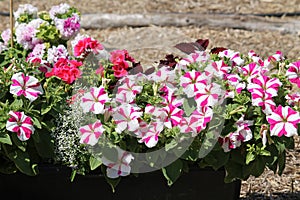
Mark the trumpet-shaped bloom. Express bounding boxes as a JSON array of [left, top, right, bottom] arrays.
[[249, 89, 276, 114], [180, 70, 207, 98], [161, 105, 184, 128], [80, 86, 110, 114], [116, 77, 143, 103], [248, 75, 282, 97], [266, 105, 300, 137], [6, 111, 34, 141], [101, 147, 134, 178], [10, 72, 44, 102], [138, 122, 164, 148], [79, 120, 105, 146], [195, 83, 222, 107], [241, 62, 263, 82], [286, 61, 300, 88], [205, 60, 231, 78], [113, 104, 143, 133]]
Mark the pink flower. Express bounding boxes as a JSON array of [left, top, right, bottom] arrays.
[[101, 147, 134, 178], [285, 93, 300, 106], [6, 111, 34, 141], [116, 77, 142, 103], [219, 49, 244, 66], [248, 75, 282, 97], [80, 86, 110, 114], [180, 70, 207, 98], [112, 104, 142, 133], [79, 120, 105, 146], [179, 106, 213, 136], [286, 61, 300, 88], [266, 105, 300, 137], [10, 72, 43, 102], [161, 104, 184, 128], [73, 37, 103, 57], [249, 89, 276, 114], [45, 58, 82, 84], [138, 122, 164, 148], [205, 60, 231, 78], [241, 62, 264, 82], [55, 13, 80, 39], [195, 83, 222, 107]]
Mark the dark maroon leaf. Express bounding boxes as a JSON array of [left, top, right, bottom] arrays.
[[174, 39, 209, 54], [210, 47, 227, 54], [159, 54, 180, 68], [195, 39, 209, 50]]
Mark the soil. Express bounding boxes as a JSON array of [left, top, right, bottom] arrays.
[[0, 0, 300, 199]]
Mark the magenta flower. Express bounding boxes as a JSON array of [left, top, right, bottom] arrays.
[[180, 70, 207, 98], [116, 77, 143, 103], [249, 89, 276, 114], [80, 86, 110, 114], [241, 62, 264, 82], [101, 147, 134, 178], [248, 75, 282, 97], [195, 83, 222, 107], [112, 104, 142, 133], [286, 61, 300, 88], [161, 105, 184, 128], [266, 105, 300, 137], [205, 60, 231, 78], [6, 111, 34, 141], [138, 122, 164, 148], [10, 72, 43, 102], [79, 120, 105, 146]]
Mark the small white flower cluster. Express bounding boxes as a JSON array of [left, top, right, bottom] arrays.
[[52, 89, 89, 169]]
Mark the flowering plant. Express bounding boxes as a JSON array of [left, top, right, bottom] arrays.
[[0, 3, 299, 191]]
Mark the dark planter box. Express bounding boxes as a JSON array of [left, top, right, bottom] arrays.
[[0, 165, 241, 200]]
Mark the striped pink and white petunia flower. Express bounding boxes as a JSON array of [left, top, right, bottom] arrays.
[[116, 77, 143, 103], [161, 105, 184, 128], [112, 104, 143, 133], [10, 72, 43, 102], [218, 49, 244, 66], [79, 120, 105, 146], [249, 89, 276, 114], [248, 75, 282, 97], [205, 60, 231, 78], [180, 70, 207, 98], [286, 61, 300, 88], [241, 62, 264, 82], [6, 111, 34, 141], [195, 83, 222, 107], [80, 86, 110, 114], [101, 147, 134, 178], [138, 121, 164, 148], [266, 105, 300, 137]]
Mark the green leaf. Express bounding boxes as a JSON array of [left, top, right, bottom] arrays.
[[10, 98, 23, 110], [32, 131, 54, 158], [278, 153, 286, 175], [162, 159, 183, 186], [183, 98, 196, 117], [246, 152, 255, 165], [0, 133, 12, 145], [32, 117, 42, 129], [11, 134, 26, 152], [7, 149, 37, 176], [90, 156, 102, 170], [41, 105, 52, 115]]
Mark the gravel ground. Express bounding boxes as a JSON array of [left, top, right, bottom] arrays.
[[1, 1, 300, 199]]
